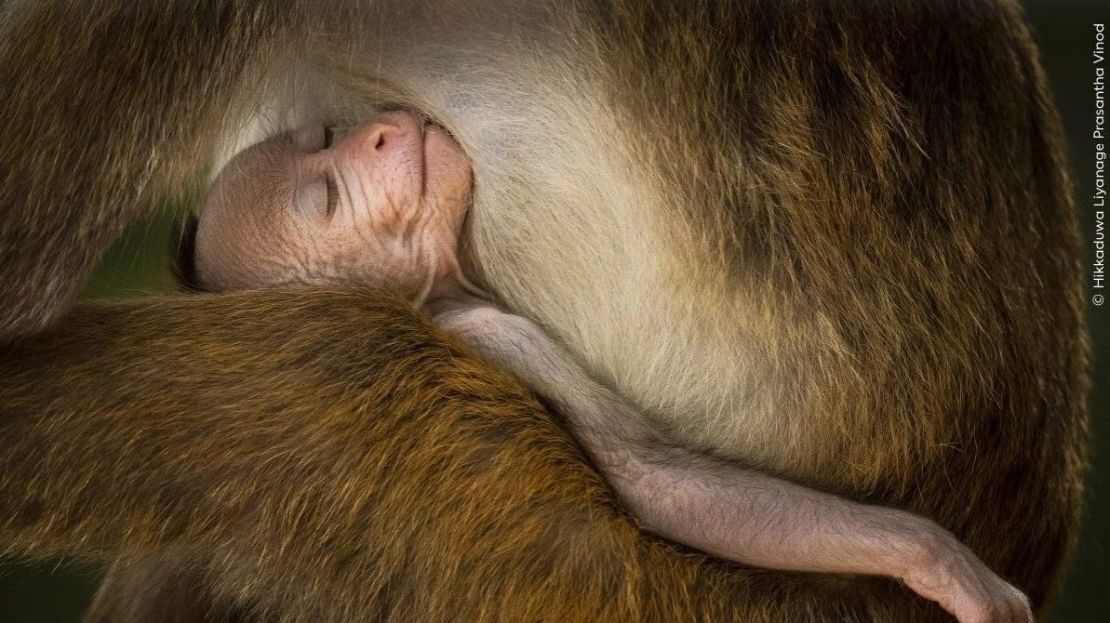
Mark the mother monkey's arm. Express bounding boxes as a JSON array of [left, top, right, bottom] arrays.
[[1, 290, 931, 622]]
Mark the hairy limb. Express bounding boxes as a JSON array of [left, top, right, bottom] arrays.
[[0, 289, 957, 622]]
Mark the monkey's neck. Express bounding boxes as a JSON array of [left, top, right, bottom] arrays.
[[415, 242, 491, 309], [422, 278, 490, 317]]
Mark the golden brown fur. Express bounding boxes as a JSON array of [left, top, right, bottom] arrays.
[[0, 0, 1088, 621]]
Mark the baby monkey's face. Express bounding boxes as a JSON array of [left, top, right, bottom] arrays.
[[195, 110, 472, 299]]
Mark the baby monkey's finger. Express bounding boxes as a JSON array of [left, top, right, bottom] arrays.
[[944, 576, 1033, 623]]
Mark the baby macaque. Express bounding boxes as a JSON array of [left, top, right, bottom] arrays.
[[190, 110, 1031, 623]]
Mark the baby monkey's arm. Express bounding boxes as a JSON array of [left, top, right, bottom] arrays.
[[433, 299, 1032, 623]]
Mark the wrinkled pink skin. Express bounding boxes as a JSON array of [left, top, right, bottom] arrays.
[[194, 111, 1032, 623], [196, 110, 472, 302]]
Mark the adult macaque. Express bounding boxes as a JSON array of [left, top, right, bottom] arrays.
[[185, 111, 1030, 622], [0, 2, 1088, 623]]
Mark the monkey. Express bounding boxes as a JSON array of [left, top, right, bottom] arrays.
[[0, 2, 1088, 622], [180, 109, 1031, 621]]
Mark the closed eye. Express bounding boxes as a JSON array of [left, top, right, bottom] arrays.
[[294, 174, 336, 220]]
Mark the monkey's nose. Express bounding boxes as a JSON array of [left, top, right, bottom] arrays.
[[343, 124, 397, 155], [345, 110, 421, 155]]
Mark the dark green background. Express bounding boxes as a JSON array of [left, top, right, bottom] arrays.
[[1, 1, 1107, 620]]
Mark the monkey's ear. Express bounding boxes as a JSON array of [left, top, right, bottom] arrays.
[[170, 214, 207, 294]]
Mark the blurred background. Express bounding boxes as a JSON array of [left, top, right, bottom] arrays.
[[0, 0, 1107, 620]]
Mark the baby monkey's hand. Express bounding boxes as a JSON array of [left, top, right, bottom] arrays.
[[893, 518, 1033, 623]]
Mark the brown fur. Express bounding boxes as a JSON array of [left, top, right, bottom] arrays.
[[0, 289, 947, 622], [0, 1, 1088, 621]]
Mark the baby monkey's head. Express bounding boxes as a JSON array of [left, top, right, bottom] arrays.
[[193, 110, 472, 302]]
